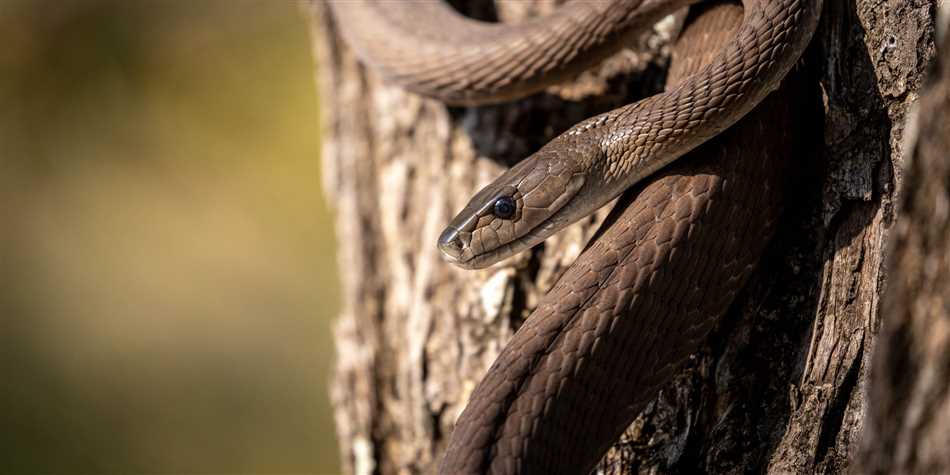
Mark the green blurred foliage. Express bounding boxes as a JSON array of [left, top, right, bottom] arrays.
[[0, 0, 339, 473]]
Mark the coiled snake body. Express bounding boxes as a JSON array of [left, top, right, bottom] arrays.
[[328, 0, 822, 473]]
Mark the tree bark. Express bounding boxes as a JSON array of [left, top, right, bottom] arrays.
[[858, 6, 950, 474], [307, 1, 936, 474]]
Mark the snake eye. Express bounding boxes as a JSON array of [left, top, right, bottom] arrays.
[[492, 196, 517, 219]]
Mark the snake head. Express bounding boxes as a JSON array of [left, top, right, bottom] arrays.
[[438, 147, 589, 269]]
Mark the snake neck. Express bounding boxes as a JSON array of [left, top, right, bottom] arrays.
[[592, 0, 822, 189]]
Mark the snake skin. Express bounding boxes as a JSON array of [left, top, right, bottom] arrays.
[[329, 0, 820, 473]]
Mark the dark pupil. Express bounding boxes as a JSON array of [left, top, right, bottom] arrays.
[[493, 196, 516, 219]]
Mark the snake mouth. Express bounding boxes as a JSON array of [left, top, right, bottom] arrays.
[[437, 226, 469, 266], [439, 237, 529, 270], [439, 234, 525, 270], [438, 225, 508, 270]]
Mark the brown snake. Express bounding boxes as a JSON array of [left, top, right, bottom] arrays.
[[328, 0, 822, 473]]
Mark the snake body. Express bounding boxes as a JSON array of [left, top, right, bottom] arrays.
[[328, 0, 821, 473], [330, 0, 699, 105]]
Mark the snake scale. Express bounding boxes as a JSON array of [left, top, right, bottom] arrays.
[[328, 0, 822, 473]]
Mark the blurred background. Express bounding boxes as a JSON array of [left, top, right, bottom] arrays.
[[0, 0, 339, 473]]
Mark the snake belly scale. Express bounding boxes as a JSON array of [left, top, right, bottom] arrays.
[[327, 0, 822, 473]]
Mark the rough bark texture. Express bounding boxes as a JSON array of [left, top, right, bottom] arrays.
[[307, 1, 936, 474], [858, 7, 950, 474]]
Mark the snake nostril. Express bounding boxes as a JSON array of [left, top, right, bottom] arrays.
[[438, 227, 463, 260]]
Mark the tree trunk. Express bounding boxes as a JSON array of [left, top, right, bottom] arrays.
[[307, 1, 936, 474]]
